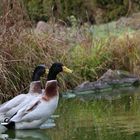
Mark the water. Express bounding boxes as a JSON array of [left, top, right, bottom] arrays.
[[1, 87, 140, 140]]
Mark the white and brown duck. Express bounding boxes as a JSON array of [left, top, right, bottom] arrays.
[[0, 65, 48, 122], [2, 63, 72, 129]]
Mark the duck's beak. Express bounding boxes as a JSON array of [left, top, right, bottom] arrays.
[[62, 66, 73, 73], [45, 69, 49, 74]]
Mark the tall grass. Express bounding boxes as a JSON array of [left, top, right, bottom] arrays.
[[1, 27, 140, 101], [0, 5, 140, 100]]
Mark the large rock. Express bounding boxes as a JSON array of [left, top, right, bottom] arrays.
[[74, 69, 140, 93], [116, 12, 140, 30]]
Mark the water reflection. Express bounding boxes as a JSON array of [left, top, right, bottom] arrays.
[[0, 119, 55, 140], [1, 87, 140, 140], [1, 129, 51, 140]]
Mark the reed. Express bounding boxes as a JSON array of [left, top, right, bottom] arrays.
[[0, 8, 140, 100]]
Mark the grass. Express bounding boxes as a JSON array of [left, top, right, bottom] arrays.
[[0, 17, 140, 100], [90, 21, 135, 38]]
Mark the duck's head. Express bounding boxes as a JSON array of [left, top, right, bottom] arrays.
[[32, 64, 48, 81], [47, 63, 72, 80]]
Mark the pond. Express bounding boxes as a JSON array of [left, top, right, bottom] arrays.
[[1, 87, 140, 140]]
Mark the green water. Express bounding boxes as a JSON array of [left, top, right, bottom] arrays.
[[1, 87, 140, 140]]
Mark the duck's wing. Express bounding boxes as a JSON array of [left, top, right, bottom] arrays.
[[5, 95, 37, 118], [0, 94, 26, 113], [26, 100, 41, 112], [10, 98, 41, 122]]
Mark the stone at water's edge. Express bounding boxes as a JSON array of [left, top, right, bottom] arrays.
[[74, 69, 140, 93]]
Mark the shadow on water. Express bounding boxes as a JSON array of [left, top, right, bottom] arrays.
[[1, 87, 140, 140]]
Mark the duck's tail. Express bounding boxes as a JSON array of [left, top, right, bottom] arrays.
[[1, 121, 15, 129]]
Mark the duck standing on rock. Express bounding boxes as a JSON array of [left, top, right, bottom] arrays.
[[0, 65, 48, 122], [1, 63, 72, 129]]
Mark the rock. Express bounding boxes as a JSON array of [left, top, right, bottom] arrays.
[[74, 81, 91, 91], [98, 69, 137, 81], [34, 21, 53, 34], [74, 69, 140, 93], [116, 12, 140, 30]]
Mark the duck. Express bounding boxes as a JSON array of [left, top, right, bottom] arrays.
[[0, 64, 48, 122], [2, 62, 72, 129]]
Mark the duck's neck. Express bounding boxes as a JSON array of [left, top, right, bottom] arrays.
[[47, 72, 57, 81], [29, 81, 42, 94], [32, 73, 40, 81], [44, 81, 58, 99]]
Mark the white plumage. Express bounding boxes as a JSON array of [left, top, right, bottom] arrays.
[[0, 81, 43, 122], [4, 80, 59, 129], [0, 64, 47, 122]]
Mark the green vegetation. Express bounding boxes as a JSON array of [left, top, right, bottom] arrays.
[[0, 1, 140, 24], [22, 0, 140, 23]]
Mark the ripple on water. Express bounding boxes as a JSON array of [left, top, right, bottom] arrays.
[[40, 118, 56, 129], [1, 88, 140, 140]]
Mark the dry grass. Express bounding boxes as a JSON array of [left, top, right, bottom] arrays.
[[0, 2, 140, 101]]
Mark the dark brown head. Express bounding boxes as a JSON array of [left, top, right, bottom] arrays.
[[45, 80, 58, 98]]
